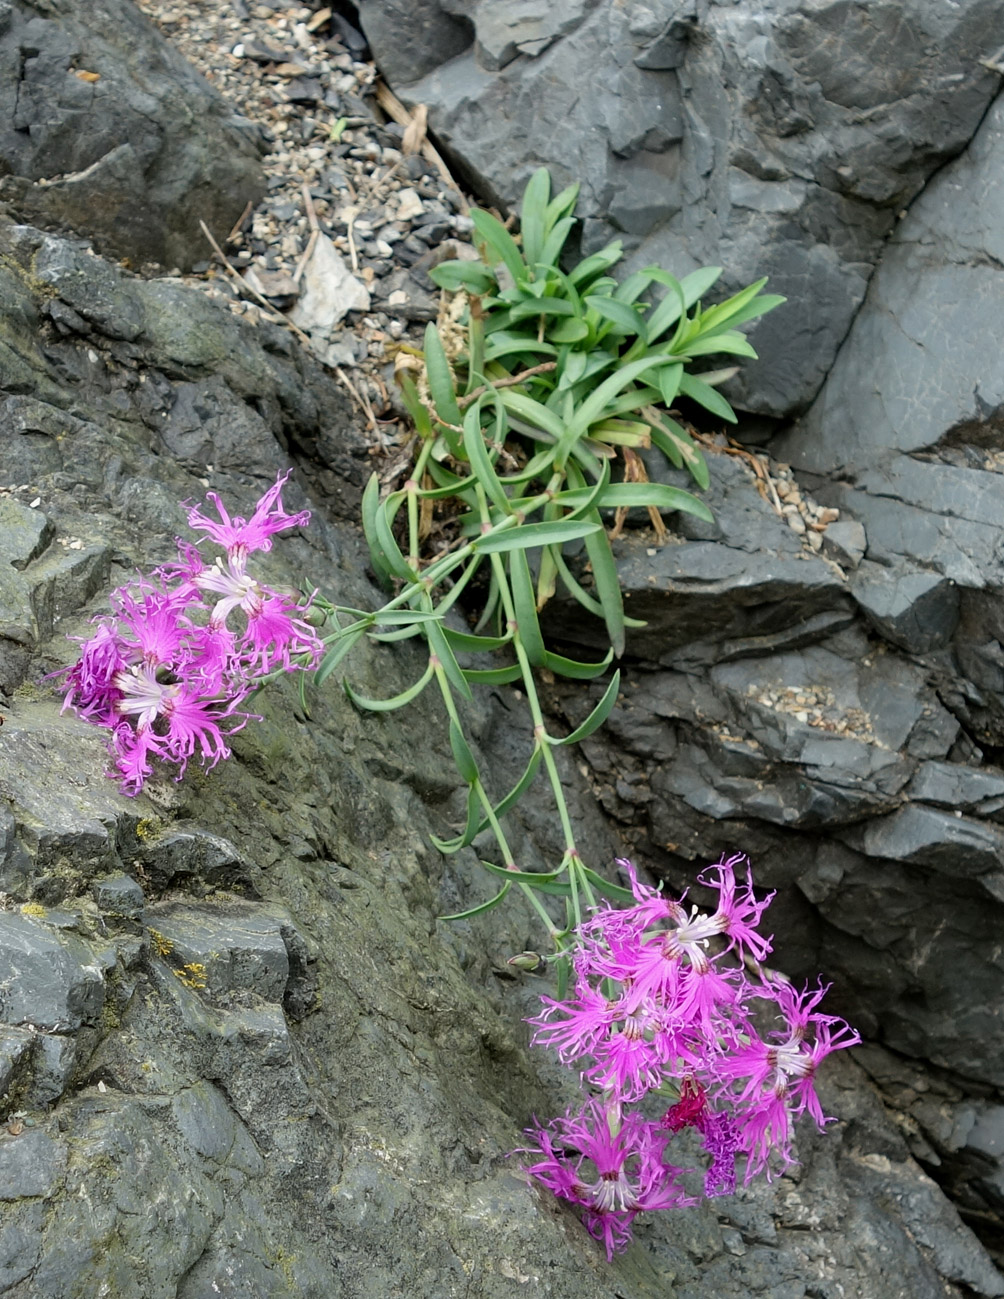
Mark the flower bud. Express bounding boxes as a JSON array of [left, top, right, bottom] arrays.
[[507, 950, 546, 974]]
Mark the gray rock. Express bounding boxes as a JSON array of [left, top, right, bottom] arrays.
[[367, 0, 1003, 416], [145, 902, 299, 1006], [2, 206, 1001, 1298], [0, 1127, 67, 1200], [92, 873, 145, 920], [822, 519, 866, 569], [851, 562, 961, 653], [0, 911, 105, 1031], [0, 0, 265, 268]]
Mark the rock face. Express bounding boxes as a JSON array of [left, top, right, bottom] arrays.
[[0, 0, 266, 268], [2, 208, 1002, 1295], [1, 0, 1003, 1293], [355, 0, 1004, 417]]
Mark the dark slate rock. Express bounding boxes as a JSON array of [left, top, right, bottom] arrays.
[[851, 562, 961, 653], [369, 0, 1003, 416], [0, 0, 265, 269], [145, 902, 297, 1006], [0, 1128, 67, 1200], [91, 873, 145, 920], [0, 911, 105, 1031], [355, 0, 473, 85], [908, 761, 1004, 817], [822, 519, 866, 569], [3, 209, 1002, 1299]]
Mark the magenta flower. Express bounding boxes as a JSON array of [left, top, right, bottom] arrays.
[[185, 469, 310, 564], [60, 472, 320, 794], [524, 1098, 694, 1259], [524, 855, 860, 1250]]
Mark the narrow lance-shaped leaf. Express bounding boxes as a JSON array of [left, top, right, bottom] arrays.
[[439, 879, 512, 922], [431, 785, 481, 853], [519, 166, 550, 271], [678, 372, 738, 424], [424, 322, 463, 428], [470, 209, 526, 283], [508, 547, 545, 666], [314, 624, 368, 686], [427, 616, 474, 703], [475, 518, 602, 554], [551, 670, 621, 745], [344, 660, 435, 712], [462, 399, 511, 515], [449, 719, 479, 784]]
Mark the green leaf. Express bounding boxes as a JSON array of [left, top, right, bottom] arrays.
[[430, 785, 480, 853], [314, 625, 368, 686], [491, 745, 544, 824], [537, 217, 575, 272], [462, 400, 511, 515], [567, 241, 624, 288], [646, 412, 710, 491], [361, 472, 394, 584], [428, 260, 498, 295], [544, 180, 580, 226], [693, 277, 769, 334], [424, 323, 463, 427], [706, 293, 785, 330], [520, 166, 550, 270], [475, 518, 602, 554], [659, 362, 684, 407], [584, 295, 648, 341], [675, 330, 758, 359], [442, 627, 514, 652], [556, 356, 675, 465], [508, 297, 578, 320], [678, 372, 737, 423], [462, 663, 524, 685], [508, 547, 545, 666], [480, 860, 565, 887], [480, 862, 571, 893], [555, 481, 714, 522], [579, 865, 636, 903], [582, 510, 625, 656], [548, 317, 590, 344], [344, 660, 435, 712], [439, 879, 512, 922], [397, 372, 433, 437], [643, 274, 688, 345], [678, 265, 724, 308], [427, 617, 474, 702], [541, 647, 614, 680], [552, 670, 621, 744], [497, 389, 566, 441], [449, 719, 479, 784], [470, 209, 526, 282], [372, 490, 415, 581], [551, 549, 647, 630]]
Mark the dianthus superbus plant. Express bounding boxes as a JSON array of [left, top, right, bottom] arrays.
[[57, 175, 857, 1254]]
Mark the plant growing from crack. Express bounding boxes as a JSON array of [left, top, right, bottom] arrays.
[[60, 169, 782, 978]]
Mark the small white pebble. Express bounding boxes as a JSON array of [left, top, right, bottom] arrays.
[[29, 497, 41, 508]]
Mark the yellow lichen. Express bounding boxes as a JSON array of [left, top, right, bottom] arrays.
[[173, 962, 208, 990], [19, 902, 47, 919], [148, 928, 174, 957], [135, 818, 161, 842]]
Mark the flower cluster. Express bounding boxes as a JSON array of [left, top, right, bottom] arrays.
[[523, 856, 860, 1258], [60, 472, 323, 794]]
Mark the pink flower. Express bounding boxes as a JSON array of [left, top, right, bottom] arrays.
[[524, 1098, 694, 1259], [59, 473, 320, 795], [185, 469, 311, 564]]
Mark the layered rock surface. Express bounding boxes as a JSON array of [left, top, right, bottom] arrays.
[[2, 209, 1001, 1295], [0, 0, 266, 268], [1, 0, 1003, 1292], [355, 0, 1004, 417]]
